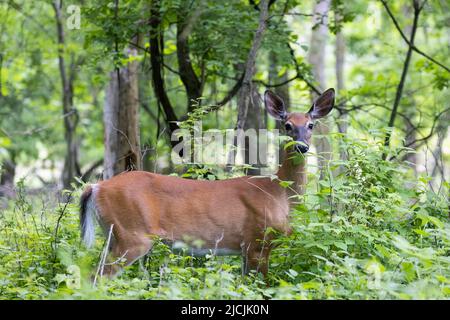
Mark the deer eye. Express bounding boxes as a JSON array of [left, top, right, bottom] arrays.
[[285, 123, 293, 131], [308, 123, 314, 129]]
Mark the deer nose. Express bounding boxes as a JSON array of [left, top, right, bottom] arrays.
[[295, 144, 309, 153]]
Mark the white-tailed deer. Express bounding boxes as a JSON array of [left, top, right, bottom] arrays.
[[80, 88, 335, 277]]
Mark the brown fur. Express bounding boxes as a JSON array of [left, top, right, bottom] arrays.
[[82, 88, 334, 278], [91, 151, 301, 277]]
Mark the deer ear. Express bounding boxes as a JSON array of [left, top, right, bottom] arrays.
[[264, 90, 287, 120], [308, 88, 335, 119]]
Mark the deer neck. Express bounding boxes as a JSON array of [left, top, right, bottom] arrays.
[[276, 147, 307, 198]]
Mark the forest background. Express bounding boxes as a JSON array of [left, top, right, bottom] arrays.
[[0, 0, 449, 299]]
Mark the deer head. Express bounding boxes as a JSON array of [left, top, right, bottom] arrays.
[[264, 88, 335, 153]]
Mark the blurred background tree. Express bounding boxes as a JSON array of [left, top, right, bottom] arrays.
[[0, 0, 449, 300]]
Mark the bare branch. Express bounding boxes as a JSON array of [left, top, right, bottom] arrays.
[[380, 0, 450, 73], [404, 107, 450, 148]]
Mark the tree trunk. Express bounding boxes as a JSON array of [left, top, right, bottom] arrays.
[[269, 51, 290, 165], [177, 5, 203, 112], [404, 108, 418, 171], [308, 0, 332, 179], [149, 0, 180, 142], [244, 84, 266, 175], [103, 45, 142, 180], [231, 0, 269, 171], [335, 18, 347, 174], [402, 4, 417, 173], [236, 0, 269, 132], [0, 153, 16, 198], [52, 0, 81, 190], [382, 2, 421, 159]]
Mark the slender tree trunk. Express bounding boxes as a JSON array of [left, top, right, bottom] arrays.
[[269, 53, 291, 116], [142, 142, 156, 172], [52, 0, 80, 190], [244, 84, 266, 175], [335, 18, 347, 174], [269, 51, 290, 165], [430, 127, 445, 179], [231, 0, 269, 171], [103, 42, 142, 180], [149, 0, 179, 138], [402, 4, 417, 173], [308, 0, 331, 179], [382, 2, 422, 159], [430, 113, 449, 182], [236, 0, 269, 131], [0, 152, 16, 198], [177, 4, 203, 112], [404, 108, 418, 171]]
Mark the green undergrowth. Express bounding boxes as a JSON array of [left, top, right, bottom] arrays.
[[0, 138, 448, 299]]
